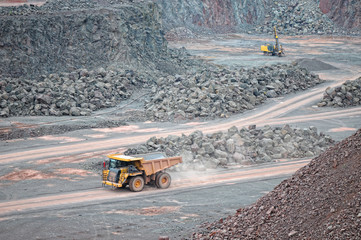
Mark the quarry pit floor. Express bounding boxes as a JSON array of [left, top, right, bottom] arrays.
[[0, 34, 361, 240]]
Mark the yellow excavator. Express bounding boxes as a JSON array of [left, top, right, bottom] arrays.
[[261, 27, 285, 57]]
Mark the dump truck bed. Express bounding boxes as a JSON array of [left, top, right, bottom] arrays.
[[141, 156, 182, 176]]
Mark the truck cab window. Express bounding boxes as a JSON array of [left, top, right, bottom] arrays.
[[109, 159, 129, 168]]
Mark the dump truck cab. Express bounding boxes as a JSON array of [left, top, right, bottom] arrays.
[[102, 153, 182, 192]]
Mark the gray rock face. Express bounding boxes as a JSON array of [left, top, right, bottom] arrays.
[[145, 63, 324, 121], [318, 77, 361, 108], [254, 1, 337, 35], [0, 0, 196, 79], [125, 124, 335, 171], [154, 0, 359, 38], [154, 0, 266, 35]]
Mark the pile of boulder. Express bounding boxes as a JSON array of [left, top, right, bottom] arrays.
[[0, 68, 145, 117], [125, 125, 335, 171], [145, 64, 323, 121], [255, 1, 336, 35], [318, 77, 361, 108], [192, 128, 361, 239]]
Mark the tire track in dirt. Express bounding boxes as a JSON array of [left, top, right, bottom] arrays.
[[0, 159, 310, 216], [1, 83, 361, 164]]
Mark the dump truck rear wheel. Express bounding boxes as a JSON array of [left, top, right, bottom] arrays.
[[156, 173, 171, 189], [129, 176, 144, 192], [155, 172, 162, 188]]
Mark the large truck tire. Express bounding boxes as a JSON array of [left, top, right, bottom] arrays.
[[156, 172, 171, 189], [129, 176, 144, 192], [155, 172, 162, 188]]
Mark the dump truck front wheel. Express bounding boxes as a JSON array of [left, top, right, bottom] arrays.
[[156, 173, 171, 189], [129, 176, 144, 192]]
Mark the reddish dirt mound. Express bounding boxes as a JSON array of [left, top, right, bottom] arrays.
[[0, 0, 27, 3], [0, 169, 55, 181], [106, 206, 181, 216], [193, 129, 361, 239], [54, 168, 92, 176], [0, 168, 93, 181]]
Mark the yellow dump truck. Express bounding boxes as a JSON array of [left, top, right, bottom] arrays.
[[102, 153, 182, 192]]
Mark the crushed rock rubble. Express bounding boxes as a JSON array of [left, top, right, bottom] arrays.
[[0, 68, 146, 117], [145, 63, 323, 121], [156, 0, 361, 39], [254, 0, 337, 35], [318, 77, 361, 108], [191, 128, 361, 239], [125, 125, 335, 171], [0, 62, 323, 119]]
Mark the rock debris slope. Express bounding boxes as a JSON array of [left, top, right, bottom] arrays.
[[192, 128, 361, 240], [154, 0, 360, 37], [253, 0, 336, 35]]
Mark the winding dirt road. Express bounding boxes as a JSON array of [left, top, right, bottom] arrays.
[[0, 77, 360, 218], [0, 35, 361, 239], [1, 82, 360, 164]]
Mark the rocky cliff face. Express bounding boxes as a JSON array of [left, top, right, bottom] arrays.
[[0, 0, 192, 78], [154, 0, 266, 34], [155, 0, 360, 37], [319, 0, 361, 30]]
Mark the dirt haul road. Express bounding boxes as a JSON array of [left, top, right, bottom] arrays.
[[0, 35, 361, 240]]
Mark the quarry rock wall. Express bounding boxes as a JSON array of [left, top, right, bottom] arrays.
[[0, 2, 173, 78], [154, 0, 266, 33], [155, 0, 360, 36], [319, 0, 361, 29]]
